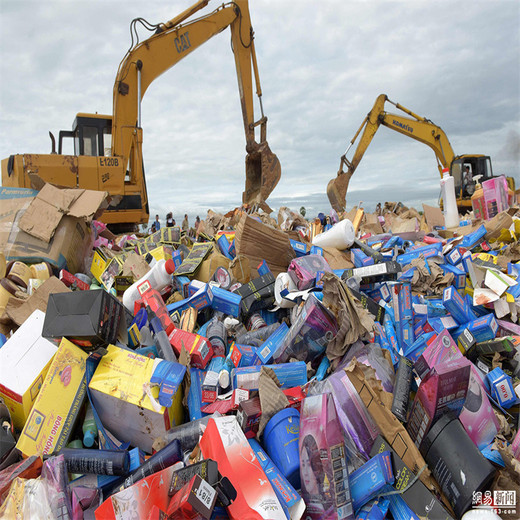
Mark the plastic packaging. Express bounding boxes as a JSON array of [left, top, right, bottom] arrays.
[[312, 218, 355, 249], [82, 402, 98, 448], [122, 258, 175, 311], [440, 168, 460, 228]]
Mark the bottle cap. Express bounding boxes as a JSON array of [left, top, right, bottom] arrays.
[[83, 430, 96, 447], [165, 259, 176, 274]]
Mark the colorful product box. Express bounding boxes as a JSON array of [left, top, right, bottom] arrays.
[[445, 246, 465, 266], [167, 474, 217, 519], [414, 329, 461, 379], [443, 286, 473, 325], [290, 239, 308, 257], [440, 263, 467, 290], [231, 343, 260, 368], [274, 294, 338, 364], [217, 234, 234, 260], [95, 462, 184, 520], [232, 361, 307, 391], [89, 345, 183, 454], [402, 332, 436, 364], [459, 365, 500, 449], [310, 246, 324, 256], [396, 245, 442, 266], [351, 248, 374, 268], [16, 338, 88, 458], [300, 393, 354, 519], [341, 261, 402, 284], [256, 322, 290, 364], [236, 396, 262, 438], [188, 368, 208, 422], [0, 310, 58, 430], [407, 358, 471, 448], [460, 225, 487, 250], [210, 286, 241, 318], [466, 314, 499, 343], [349, 452, 394, 512], [487, 367, 517, 408], [168, 328, 213, 369], [391, 282, 414, 353], [199, 416, 287, 520]]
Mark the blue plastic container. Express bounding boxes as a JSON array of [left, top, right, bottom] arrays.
[[263, 407, 301, 488]]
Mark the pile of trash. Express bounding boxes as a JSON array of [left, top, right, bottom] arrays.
[[1, 183, 520, 520]]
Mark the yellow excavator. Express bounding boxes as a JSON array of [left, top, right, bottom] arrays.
[[327, 93, 515, 213], [1, 0, 280, 230]]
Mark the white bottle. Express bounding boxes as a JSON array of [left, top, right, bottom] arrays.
[[440, 168, 460, 229], [312, 218, 355, 249], [122, 258, 176, 311]]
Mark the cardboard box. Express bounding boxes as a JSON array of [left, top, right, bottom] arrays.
[[407, 358, 471, 448], [199, 416, 286, 520], [16, 338, 88, 458], [0, 186, 101, 273], [43, 290, 128, 352], [0, 310, 58, 430], [89, 345, 183, 453], [168, 328, 213, 369]]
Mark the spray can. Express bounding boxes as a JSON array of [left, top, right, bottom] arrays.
[[440, 168, 460, 228], [206, 318, 227, 357]]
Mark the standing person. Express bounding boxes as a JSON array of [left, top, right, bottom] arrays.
[[194, 216, 201, 231], [166, 212, 174, 227], [182, 214, 189, 232], [154, 214, 161, 230]]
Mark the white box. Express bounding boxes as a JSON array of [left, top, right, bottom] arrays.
[[0, 310, 58, 430]]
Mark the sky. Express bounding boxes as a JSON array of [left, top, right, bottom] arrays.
[[1, 0, 519, 228]]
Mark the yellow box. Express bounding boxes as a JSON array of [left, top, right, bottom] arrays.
[[148, 245, 174, 262], [0, 310, 58, 430], [89, 345, 183, 454], [16, 338, 88, 458]]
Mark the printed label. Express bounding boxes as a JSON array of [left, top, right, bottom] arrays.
[[196, 478, 216, 508]]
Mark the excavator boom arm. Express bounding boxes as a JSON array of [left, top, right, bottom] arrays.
[[111, 0, 280, 208], [327, 94, 456, 212]]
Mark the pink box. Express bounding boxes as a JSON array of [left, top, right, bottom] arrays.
[[482, 176, 509, 220], [299, 393, 354, 519]]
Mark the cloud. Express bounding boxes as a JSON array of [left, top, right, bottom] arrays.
[[1, 0, 519, 226]]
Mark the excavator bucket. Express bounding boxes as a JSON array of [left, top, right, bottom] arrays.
[[326, 170, 353, 214], [243, 140, 281, 210]]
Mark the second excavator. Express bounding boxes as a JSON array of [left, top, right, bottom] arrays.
[[327, 94, 515, 214]]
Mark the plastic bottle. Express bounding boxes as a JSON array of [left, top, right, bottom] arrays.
[[440, 168, 460, 228], [49, 447, 130, 476], [311, 218, 355, 249], [122, 258, 176, 311], [82, 402, 98, 448]]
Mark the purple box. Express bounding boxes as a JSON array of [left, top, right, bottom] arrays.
[[414, 329, 461, 379]]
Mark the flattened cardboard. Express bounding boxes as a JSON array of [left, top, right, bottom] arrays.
[[422, 204, 445, 230], [19, 184, 108, 243]]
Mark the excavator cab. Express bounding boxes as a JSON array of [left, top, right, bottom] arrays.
[[450, 155, 493, 198], [57, 113, 113, 157]]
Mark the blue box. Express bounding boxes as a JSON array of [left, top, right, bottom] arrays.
[[171, 250, 182, 269], [211, 286, 241, 318], [487, 367, 517, 408], [172, 275, 191, 297], [351, 248, 374, 268], [460, 225, 487, 250], [349, 452, 394, 512], [440, 263, 467, 290], [217, 235, 234, 260], [466, 314, 499, 343], [166, 283, 213, 314], [403, 332, 435, 363], [445, 246, 464, 266], [310, 245, 323, 256], [257, 322, 290, 364], [386, 490, 421, 520], [187, 367, 208, 421], [232, 361, 307, 391], [396, 244, 443, 267], [442, 286, 472, 325], [392, 283, 414, 353], [231, 343, 260, 368], [374, 322, 399, 365], [290, 239, 308, 257], [257, 260, 271, 276], [228, 239, 236, 258], [428, 316, 459, 333]]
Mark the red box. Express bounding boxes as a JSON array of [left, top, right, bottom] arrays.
[[236, 396, 262, 438], [168, 329, 213, 369], [59, 269, 90, 291]]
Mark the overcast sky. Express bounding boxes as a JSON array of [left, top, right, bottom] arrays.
[[1, 0, 519, 225]]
